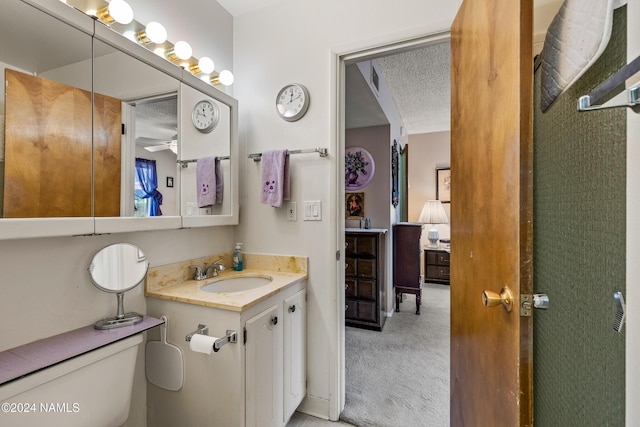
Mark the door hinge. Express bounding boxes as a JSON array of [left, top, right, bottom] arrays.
[[121, 123, 125, 135], [243, 327, 247, 345], [336, 250, 341, 261]]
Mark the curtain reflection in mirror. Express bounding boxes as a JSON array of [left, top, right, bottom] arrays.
[[134, 158, 163, 216]]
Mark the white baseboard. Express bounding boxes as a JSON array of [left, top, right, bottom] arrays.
[[297, 394, 331, 420]]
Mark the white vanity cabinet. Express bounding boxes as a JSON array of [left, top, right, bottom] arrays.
[[245, 289, 306, 427], [146, 279, 306, 427]]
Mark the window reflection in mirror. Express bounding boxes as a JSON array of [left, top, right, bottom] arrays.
[[1, 0, 93, 218], [92, 38, 180, 218]]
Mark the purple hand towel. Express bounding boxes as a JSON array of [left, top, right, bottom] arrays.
[[215, 157, 224, 204], [260, 150, 290, 207], [196, 156, 216, 208]]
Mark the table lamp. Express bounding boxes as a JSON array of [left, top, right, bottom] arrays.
[[418, 200, 449, 248]]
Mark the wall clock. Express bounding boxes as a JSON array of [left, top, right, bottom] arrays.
[[192, 99, 219, 133], [276, 83, 310, 122]]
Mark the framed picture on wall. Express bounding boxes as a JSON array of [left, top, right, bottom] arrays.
[[436, 167, 451, 203], [346, 192, 365, 219], [345, 147, 375, 191]]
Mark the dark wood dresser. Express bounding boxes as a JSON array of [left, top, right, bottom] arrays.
[[345, 230, 386, 331], [424, 249, 450, 285], [393, 222, 423, 314]]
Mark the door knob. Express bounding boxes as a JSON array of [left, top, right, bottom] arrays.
[[482, 287, 514, 312]]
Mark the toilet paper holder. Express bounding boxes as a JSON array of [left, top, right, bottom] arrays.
[[185, 324, 237, 352]]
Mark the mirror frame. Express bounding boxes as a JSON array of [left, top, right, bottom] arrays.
[[0, 0, 239, 239]]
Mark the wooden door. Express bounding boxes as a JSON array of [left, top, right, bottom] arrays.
[[4, 69, 92, 217], [93, 92, 122, 217], [450, 0, 533, 425]]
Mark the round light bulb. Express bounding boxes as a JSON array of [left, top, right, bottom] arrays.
[[218, 70, 234, 86], [145, 22, 167, 44], [108, 0, 133, 25], [123, 30, 137, 42], [173, 41, 192, 60], [198, 57, 215, 74]]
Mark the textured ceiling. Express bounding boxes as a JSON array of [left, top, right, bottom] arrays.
[[345, 41, 451, 134], [376, 41, 451, 135]]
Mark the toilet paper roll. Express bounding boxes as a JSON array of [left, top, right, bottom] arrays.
[[189, 334, 219, 355]]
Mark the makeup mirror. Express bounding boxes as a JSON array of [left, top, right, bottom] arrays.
[[88, 242, 149, 329]]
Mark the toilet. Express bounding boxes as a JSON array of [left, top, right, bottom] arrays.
[[0, 334, 142, 427]]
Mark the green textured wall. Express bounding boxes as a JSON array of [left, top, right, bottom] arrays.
[[533, 7, 626, 426]]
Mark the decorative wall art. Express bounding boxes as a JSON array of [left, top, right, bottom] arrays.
[[345, 147, 375, 190], [346, 192, 365, 219], [436, 167, 451, 203], [391, 140, 399, 208]]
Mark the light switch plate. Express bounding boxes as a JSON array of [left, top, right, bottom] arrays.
[[287, 202, 297, 221], [303, 201, 322, 221]]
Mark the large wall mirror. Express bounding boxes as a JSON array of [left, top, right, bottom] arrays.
[[0, 0, 95, 237], [0, 0, 238, 239]]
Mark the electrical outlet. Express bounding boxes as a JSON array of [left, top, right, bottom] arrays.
[[287, 202, 297, 221]]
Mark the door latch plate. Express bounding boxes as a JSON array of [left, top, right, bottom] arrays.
[[520, 294, 532, 317]]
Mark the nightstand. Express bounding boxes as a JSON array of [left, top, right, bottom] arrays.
[[424, 248, 450, 285]]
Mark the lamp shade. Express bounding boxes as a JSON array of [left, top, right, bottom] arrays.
[[418, 200, 449, 225]]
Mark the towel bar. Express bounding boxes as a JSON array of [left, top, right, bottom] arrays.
[[578, 55, 640, 112], [177, 156, 230, 168], [248, 147, 328, 161]]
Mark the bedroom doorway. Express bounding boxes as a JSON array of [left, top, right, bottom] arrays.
[[339, 33, 452, 425]]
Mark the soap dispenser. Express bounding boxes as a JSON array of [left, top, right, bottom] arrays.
[[233, 243, 243, 271]]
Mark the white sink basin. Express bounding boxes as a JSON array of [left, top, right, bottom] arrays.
[[200, 276, 273, 293]]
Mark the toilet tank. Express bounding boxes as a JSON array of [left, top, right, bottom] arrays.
[[0, 334, 142, 427]]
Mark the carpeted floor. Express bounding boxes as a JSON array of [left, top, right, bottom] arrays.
[[340, 283, 450, 427]]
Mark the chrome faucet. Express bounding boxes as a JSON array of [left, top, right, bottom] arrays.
[[189, 265, 207, 281], [206, 259, 225, 278]]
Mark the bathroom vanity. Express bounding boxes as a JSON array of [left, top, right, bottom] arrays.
[[144, 253, 307, 427]]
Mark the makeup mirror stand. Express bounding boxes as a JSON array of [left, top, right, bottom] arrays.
[[94, 292, 143, 330]]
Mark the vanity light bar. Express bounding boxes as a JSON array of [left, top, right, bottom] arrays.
[[68, 0, 233, 86]]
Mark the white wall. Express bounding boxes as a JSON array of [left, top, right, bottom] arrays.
[[407, 131, 451, 241], [232, 0, 462, 418]]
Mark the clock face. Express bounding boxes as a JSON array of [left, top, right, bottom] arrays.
[[192, 100, 219, 133], [276, 84, 309, 122]]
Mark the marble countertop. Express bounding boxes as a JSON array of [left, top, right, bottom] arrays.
[[145, 253, 308, 312], [145, 269, 307, 312]]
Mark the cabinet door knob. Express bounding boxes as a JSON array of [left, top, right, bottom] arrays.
[[345, 283, 349, 290], [345, 304, 349, 311], [288, 305, 296, 313], [271, 316, 278, 325]]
